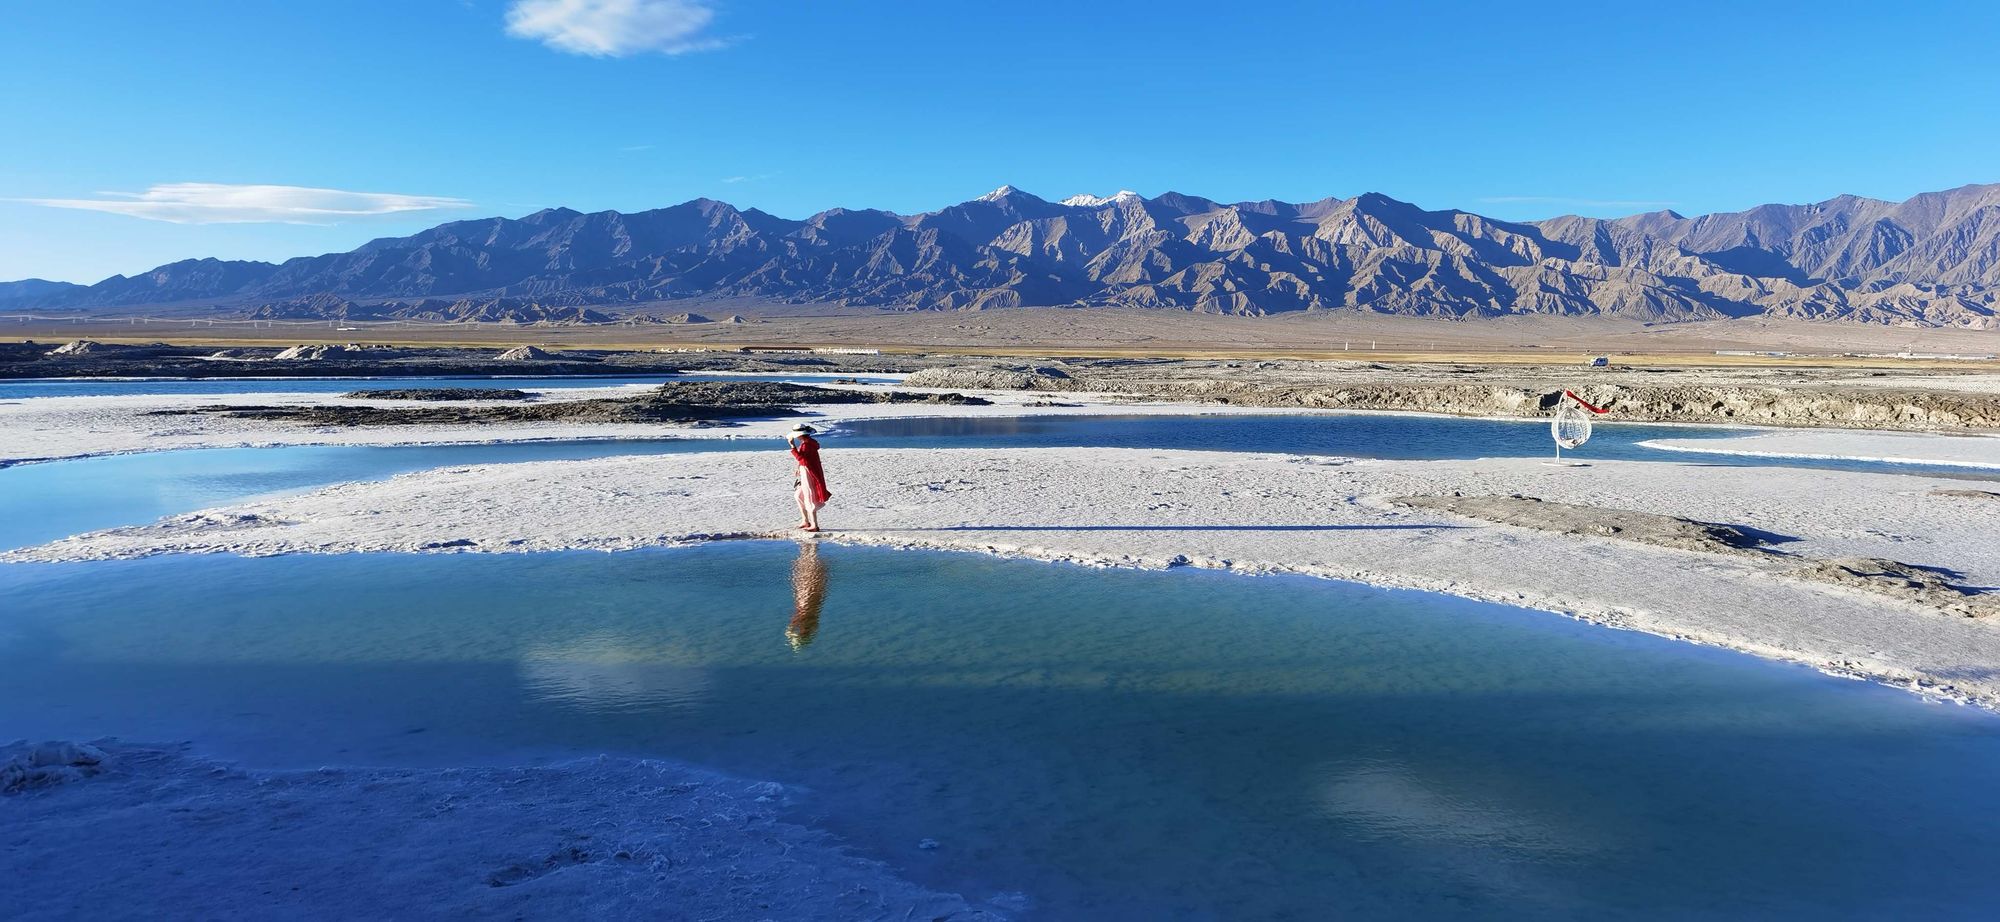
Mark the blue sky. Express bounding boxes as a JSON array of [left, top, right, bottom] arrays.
[[5, 0, 1998, 283]]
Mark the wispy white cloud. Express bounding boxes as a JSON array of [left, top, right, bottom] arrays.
[[1479, 195, 1679, 209], [505, 0, 728, 57], [618, 144, 656, 152], [721, 172, 776, 184], [23, 183, 474, 225]]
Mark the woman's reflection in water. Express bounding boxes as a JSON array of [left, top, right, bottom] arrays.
[[787, 541, 829, 651]]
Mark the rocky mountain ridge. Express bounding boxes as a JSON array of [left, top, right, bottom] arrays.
[[13, 183, 2000, 328], [0, 278, 83, 303]]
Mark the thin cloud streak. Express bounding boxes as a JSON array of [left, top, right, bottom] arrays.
[[721, 173, 776, 184], [24, 183, 474, 225], [505, 0, 730, 57]]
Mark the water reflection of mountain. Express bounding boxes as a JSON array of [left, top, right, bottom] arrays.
[[518, 632, 713, 713], [788, 542, 829, 651]]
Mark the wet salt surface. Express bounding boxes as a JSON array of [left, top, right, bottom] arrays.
[[5, 543, 2000, 918]]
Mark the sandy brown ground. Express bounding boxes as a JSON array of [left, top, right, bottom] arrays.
[[906, 359, 2000, 431], [7, 311, 1999, 368]]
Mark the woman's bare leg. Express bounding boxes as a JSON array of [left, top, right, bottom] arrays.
[[795, 484, 813, 528]]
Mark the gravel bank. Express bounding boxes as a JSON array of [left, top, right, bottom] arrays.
[[905, 360, 2000, 431]]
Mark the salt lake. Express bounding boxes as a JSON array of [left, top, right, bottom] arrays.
[[7, 403, 2000, 917]]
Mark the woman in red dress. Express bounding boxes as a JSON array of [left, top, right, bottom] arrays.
[[787, 424, 832, 532]]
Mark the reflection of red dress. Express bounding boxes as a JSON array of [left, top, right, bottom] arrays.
[[791, 436, 832, 505]]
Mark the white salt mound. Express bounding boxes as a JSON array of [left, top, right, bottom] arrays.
[[45, 340, 101, 356], [274, 343, 384, 361], [1, 740, 109, 791], [497, 345, 557, 361]]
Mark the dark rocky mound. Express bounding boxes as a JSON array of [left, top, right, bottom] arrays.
[[153, 381, 986, 427], [646, 380, 985, 408], [343, 388, 533, 401]]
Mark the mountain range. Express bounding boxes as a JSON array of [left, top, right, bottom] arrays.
[[7, 183, 2000, 328]]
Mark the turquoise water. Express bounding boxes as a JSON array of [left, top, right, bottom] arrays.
[[4, 543, 1999, 918], [0, 372, 902, 399], [834, 413, 2000, 476], [0, 440, 763, 550]]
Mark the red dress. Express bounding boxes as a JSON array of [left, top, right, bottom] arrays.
[[791, 436, 832, 505]]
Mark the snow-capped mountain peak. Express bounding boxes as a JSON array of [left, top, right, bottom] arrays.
[[1060, 190, 1141, 207]]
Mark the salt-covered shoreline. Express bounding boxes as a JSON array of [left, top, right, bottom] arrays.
[[7, 381, 2000, 703], [15, 444, 2000, 709]]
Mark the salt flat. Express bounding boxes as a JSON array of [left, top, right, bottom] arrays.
[[1643, 429, 2000, 468]]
